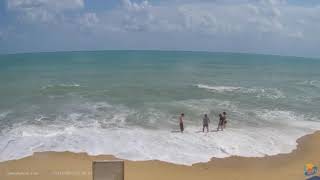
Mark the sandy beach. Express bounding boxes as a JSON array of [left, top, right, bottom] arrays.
[[0, 131, 319, 180]]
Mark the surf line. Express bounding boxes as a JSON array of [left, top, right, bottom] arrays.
[[0, 139, 15, 154]]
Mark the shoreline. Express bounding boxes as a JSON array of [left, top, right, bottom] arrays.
[[1, 131, 319, 180]]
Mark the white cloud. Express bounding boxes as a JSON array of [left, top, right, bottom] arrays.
[[140, 0, 312, 39], [178, 4, 242, 34], [7, 0, 84, 11], [121, 0, 150, 12], [106, 0, 288, 35], [119, 0, 155, 31], [78, 13, 99, 28], [6, 0, 317, 40], [7, 0, 84, 23], [77, 0, 317, 43]]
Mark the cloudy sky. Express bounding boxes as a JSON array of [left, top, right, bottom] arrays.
[[0, 0, 319, 57]]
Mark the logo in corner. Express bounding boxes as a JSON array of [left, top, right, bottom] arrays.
[[304, 164, 318, 177]]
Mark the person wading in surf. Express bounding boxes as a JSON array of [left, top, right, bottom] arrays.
[[223, 112, 227, 129], [202, 114, 210, 133], [179, 113, 185, 133], [217, 114, 224, 131]]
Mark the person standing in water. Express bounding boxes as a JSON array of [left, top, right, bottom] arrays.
[[217, 114, 224, 131], [223, 112, 227, 129], [179, 113, 185, 133], [202, 114, 210, 133]]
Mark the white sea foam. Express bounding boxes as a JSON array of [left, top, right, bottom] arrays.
[[0, 111, 319, 165], [41, 83, 81, 90], [255, 110, 320, 128], [34, 115, 50, 122], [310, 80, 320, 88], [196, 84, 285, 99], [196, 84, 241, 92], [1, 100, 319, 165], [297, 80, 320, 89]]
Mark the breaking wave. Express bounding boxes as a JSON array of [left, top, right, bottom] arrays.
[[196, 84, 285, 99], [0, 101, 319, 165]]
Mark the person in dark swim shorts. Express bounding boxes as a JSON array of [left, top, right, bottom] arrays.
[[179, 113, 184, 133], [217, 114, 224, 131], [223, 112, 227, 129]]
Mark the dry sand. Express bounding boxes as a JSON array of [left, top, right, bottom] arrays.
[[1, 131, 320, 180]]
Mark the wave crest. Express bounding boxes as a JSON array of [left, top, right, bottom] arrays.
[[41, 83, 81, 90], [196, 84, 285, 99]]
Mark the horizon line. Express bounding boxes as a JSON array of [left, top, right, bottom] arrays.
[[0, 49, 318, 60]]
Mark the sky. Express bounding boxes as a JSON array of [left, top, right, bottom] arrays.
[[0, 0, 319, 57]]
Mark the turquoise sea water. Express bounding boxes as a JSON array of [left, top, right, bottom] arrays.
[[0, 51, 319, 165]]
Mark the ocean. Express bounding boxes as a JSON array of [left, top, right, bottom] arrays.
[[0, 50, 319, 165]]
